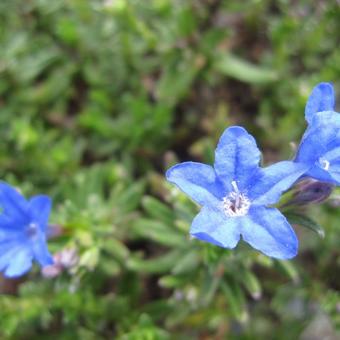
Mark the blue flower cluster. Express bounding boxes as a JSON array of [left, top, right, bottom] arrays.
[[167, 82, 340, 259], [0, 82, 338, 278]]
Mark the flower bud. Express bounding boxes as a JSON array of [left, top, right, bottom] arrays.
[[286, 179, 334, 206]]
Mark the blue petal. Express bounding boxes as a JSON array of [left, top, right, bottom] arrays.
[[0, 242, 23, 271], [241, 206, 298, 259], [301, 112, 340, 167], [28, 195, 52, 232], [296, 116, 340, 184], [0, 232, 25, 250], [0, 182, 28, 224], [214, 126, 261, 189], [166, 162, 224, 206], [32, 237, 53, 267], [250, 161, 308, 205], [309, 111, 340, 129], [305, 83, 335, 124], [295, 124, 338, 164], [323, 145, 340, 162], [0, 214, 24, 234], [190, 206, 240, 249], [4, 248, 33, 278]]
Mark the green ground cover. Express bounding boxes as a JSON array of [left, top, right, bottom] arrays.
[[0, 0, 339, 338]]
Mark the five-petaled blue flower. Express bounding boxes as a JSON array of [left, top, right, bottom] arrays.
[[0, 182, 53, 278], [166, 127, 308, 259], [295, 82, 340, 184]]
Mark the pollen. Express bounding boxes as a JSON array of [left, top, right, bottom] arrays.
[[222, 181, 251, 217]]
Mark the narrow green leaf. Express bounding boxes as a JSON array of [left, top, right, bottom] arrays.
[[101, 238, 130, 262], [132, 218, 185, 247], [116, 181, 145, 213], [142, 196, 175, 225], [275, 260, 299, 283], [214, 53, 277, 84], [127, 250, 183, 274], [236, 268, 262, 300], [285, 212, 325, 238], [220, 280, 248, 322], [158, 275, 187, 289], [201, 270, 221, 306], [171, 250, 199, 275]]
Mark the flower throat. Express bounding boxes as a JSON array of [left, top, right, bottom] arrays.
[[222, 181, 250, 217]]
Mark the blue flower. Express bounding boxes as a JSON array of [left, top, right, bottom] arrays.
[[166, 127, 307, 259], [295, 82, 340, 184], [0, 182, 53, 278]]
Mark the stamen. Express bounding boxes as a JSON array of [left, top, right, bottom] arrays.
[[318, 158, 330, 171], [231, 180, 239, 192], [222, 186, 251, 217]]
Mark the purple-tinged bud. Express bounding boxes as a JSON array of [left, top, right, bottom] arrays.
[[59, 248, 79, 268], [41, 248, 78, 278], [41, 264, 63, 279], [46, 224, 64, 239], [286, 179, 334, 207]]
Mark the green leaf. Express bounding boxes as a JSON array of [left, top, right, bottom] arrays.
[[131, 218, 185, 247], [156, 55, 201, 107], [142, 196, 175, 225], [79, 247, 100, 271], [127, 250, 184, 274], [101, 238, 130, 262], [275, 260, 299, 283], [116, 181, 145, 213], [285, 212, 325, 238], [214, 53, 277, 84], [200, 269, 221, 306], [158, 275, 187, 289], [220, 280, 248, 322], [171, 250, 199, 275], [236, 268, 262, 300]]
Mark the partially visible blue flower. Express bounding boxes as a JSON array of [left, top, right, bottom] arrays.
[[295, 82, 340, 184], [304, 82, 335, 125], [166, 127, 308, 259], [0, 182, 53, 278]]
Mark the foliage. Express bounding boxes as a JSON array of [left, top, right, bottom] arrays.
[[0, 0, 339, 338]]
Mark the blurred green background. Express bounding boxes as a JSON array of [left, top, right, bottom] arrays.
[[0, 0, 339, 339]]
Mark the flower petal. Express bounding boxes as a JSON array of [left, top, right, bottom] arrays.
[[296, 112, 340, 162], [309, 111, 340, 129], [0, 243, 23, 271], [4, 248, 33, 278], [241, 206, 298, 259], [32, 237, 54, 267], [166, 162, 224, 206], [0, 182, 28, 223], [296, 126, 337, 164], [296, 116, 340, 184], [214, 126, 261, 188], [305, 83, 335, 124], [190, 206, 240, 249], [28, 195, 52, 231], [0, 214, 25, 234], [250, 161, 308, 205]]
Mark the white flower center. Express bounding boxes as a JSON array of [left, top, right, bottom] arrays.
[[318, 157, 330, 171], [222, 181, 251, 217], [27, 222, 38, 237]]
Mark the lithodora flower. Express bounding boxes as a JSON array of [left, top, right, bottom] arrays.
[[167, 127, 307, 259], [0, 183, 53, 278]]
